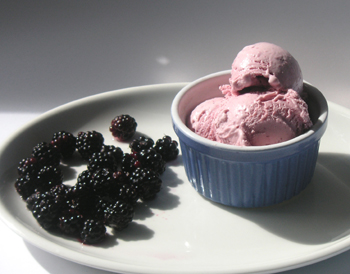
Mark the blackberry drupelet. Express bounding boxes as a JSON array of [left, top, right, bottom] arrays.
[[104, 200, 134, 231], [50, 131, 76, 159], [76, 131, 104, 160], [154, 135, 179, 161], [129, 167, 162, 200], [109, 114, 137, 141], [80, 219, 106, 245], [129, 136, 154, 153], [137, 148, 166, 175], [32, 142, 61, 167]]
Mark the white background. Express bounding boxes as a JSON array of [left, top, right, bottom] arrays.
[[1, 1, 350, 273]]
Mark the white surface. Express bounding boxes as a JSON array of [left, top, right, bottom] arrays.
[[1, 1, 350, 273], [1, 84, 350, 274]]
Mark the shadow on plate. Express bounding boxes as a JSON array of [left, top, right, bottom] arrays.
[[207, 152, 350, 245]]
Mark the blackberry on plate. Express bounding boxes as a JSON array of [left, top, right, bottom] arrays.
[[31, 193, 65, 230], [108, 171, 140, 205], [154, 135, 179, 162], [100, 145, 123, 165], [91, 168, 116, 196], [17, 157, 40, 176], [104, 200, 134, 231], [137, 148, 166, 175], [80, 219, 106, 245], [37, 166, 63, 192], [109, 114, 137, 141], [76, 131, 104, 161], [129, 136, 154, 153], [15, 175, 40, 200], [50, 131, 76, 159], [88, 151, 117, 172], [59, 209, 84, 236], [72, 170, 94, 196], [121, 153, 141, 173], [129, 167, 162, 200], [32, 142, 61, 167]]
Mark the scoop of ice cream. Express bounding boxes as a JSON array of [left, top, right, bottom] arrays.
[[227, 42, 303, 96], [189, 89, 312, 146]]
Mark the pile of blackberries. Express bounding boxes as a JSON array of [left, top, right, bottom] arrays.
[[14, 115, 179, 245]]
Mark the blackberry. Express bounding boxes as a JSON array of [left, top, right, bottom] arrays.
[[59, 209, 84, 236], [129, 136, 154, 153], [100, 145, 123, 165], [104, 200, 134, 231], [32, 142, 61, 167], [71, 170, 94, 196], [71, 192, 99, 218], [76, 131, 104, 161], [80, 219, 106, 245], [137, 148, 166, 175], [109, 114, 137, 141], [88, 151, 117, 172], [50, 131, 76, 159], [109, 171, 140, 205], [17, 157, 40, 176], [15, 175, 40, 200], [91, 168, 116, 196], [129, 167, 162, 200], [121, 153, 141, 173], [31, 193, 64, 230], [154, 136, 179, 161], [37, 166, 63, 192]]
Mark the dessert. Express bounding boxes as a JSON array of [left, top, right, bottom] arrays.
[[189, 42, 312, 146]]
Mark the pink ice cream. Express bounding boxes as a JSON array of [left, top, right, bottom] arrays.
[[189, 42, 312, 146], [227, 42, 304, 96]]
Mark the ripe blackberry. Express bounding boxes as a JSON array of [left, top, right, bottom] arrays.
[[104, 200, 134, 231], [80, 219, 106, 245], [50, 131, 76, 159], [15, 175, 40, 200], [154, 136, 179, 161], [76, 131, 104, 160], [88, 151, 117, 172], [108, 171, 140, 205], [121, 153, 141, 173], [129, 167, 162, 200], [17, 157, 40, 176], [109, 114, 137, 141], [100, 145, 123, 165], [31, 193, 64, 230], [91, 168, 116, 196], [71, 192, 99, 218], [137, 148, 166, 175], [32, 142, 61, 167], [129, 136, 154, 153], [37, 166, 63, 193], [72, 170, 94, 196], [59, 209, 84, 236]]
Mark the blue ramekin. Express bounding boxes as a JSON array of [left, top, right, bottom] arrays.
[[171, 70, 328, 208]]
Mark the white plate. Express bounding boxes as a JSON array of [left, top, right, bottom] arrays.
[[1, 83, 350, 274]]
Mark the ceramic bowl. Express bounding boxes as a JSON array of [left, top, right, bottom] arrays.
[[171, 70, 328, 208]]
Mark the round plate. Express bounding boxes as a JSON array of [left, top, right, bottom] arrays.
[[1, 83, 350, 274]]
